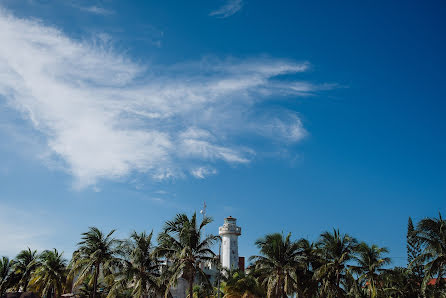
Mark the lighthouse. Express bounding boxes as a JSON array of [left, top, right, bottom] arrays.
[[219, 216, 241, 270]]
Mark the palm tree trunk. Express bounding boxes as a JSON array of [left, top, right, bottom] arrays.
[[188, 278, 194, 298], [370, 279, 376, 298], [336, 270, 340, 297], [279, 275, 285, 298], [92, 263, 100, 298]]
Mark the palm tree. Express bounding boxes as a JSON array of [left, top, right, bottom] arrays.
[[343, 270, 368, 298], [29, 249, 67, 298], [379, 267, 418, 298], [157, 265, 175, 298], [69, 227, 121, 298], [157, 213, 218, 298], [314, 229, 358, 297], [109, 231, 160, 298], [13, 248, 39, 292], [249, 233, 300, 298], [414, 213, 446, 295], [76, 274, 100, 298], [222, 269, 264, 298], [294, 238, 321, 298], [191, 283, 215, 298], [349, 242, 391, 298], [0, 256, 14, 296]]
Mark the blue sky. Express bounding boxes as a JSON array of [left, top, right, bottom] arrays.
[[0, 0, 445, 266]]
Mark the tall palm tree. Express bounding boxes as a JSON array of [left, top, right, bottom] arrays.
[[349, 242, 391, 298], [249, 233, 300, 298], [13, 248, 39, 292], [157, 213, 218, 298], [69, 227, 121, 298], [294, 238, 321, 298], [76, 274, 102, 298], [157, 265, 175, 298], [414, 213, 446, 294], [222, 269, 264, 298], [109, 231, 161, 298], [314, 229, 358, 297], [0, 256, 14, 296], [379, 267, 418, 298], [343, 270, 368, 298], [29, 249, 67, 298]]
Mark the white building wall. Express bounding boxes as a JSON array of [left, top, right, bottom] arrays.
[[169, 277, 188, 298]]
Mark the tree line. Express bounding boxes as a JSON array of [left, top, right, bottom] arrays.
[[0, 212, 445, 298]]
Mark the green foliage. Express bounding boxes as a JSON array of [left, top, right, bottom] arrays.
[[192, 283, 215, 298], [157, 213, 218, 298], [0, 256, 14, 296], [314, 229, 358, 297], [293, 239, 321, 298], [4, 213, 446, 298], [349, 242, 391, 298], [407, 217, 424, 280], [76, 274, 105, 298], [221, 269, 264, 298], [28, 249, 67, 298], [249, 233, 300, 298], [69, 227, 121, 298], [108, 231, 161, 298], [414, 213, 446, 296], [380, 267, 419, 298], [13, 248, 39, 292]]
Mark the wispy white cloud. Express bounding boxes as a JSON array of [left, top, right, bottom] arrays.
[[210, 0, 243, 18], [252, 111, 307, 143], [0, 8, 325, 188], [80, 6, 114, 15], [191, 166, 217, 179]]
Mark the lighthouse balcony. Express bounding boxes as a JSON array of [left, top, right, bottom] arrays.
[[219, 226, 241, 235]]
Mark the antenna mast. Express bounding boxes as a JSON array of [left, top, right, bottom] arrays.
[[200, 201, 207, 220]]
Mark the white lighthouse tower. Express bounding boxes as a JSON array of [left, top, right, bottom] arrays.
[[219, 216, 241, 270]]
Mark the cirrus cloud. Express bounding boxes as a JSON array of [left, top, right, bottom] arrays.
[[210, 0, 243, 18], [0, 8, 324, 188]]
